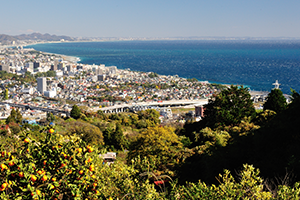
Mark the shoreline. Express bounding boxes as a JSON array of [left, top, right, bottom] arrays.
[[20, 42, 270, 95]]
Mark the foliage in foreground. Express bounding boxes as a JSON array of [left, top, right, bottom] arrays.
[[169, 164, 300, 200], [0, 127, 159, 199], [0, 127, 299, 199]]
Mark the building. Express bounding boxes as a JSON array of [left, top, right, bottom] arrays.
[[58, 62, 65, 70], [77, 65, 83, 70], [98, 74, 106, 81], [44, 88, 57, 98], [26, 62, 34, 72], [100, 152, 116, 165], [95, 67, 103, 75], [37, 77, 47, 94], [0, 64, 9, 72], [50, 64, 57, 71], [195, 105, 205, 118], [33, 62, 40, 71], [55, 70, 63, 77], [66, 65, 73, 72], [107, 66, 117, 75], [21, 87, 34, 95]]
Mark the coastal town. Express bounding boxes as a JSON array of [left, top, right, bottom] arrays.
[[0, 45, 269, 123]]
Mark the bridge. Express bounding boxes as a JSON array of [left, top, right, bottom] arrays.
[[0, 102, 69, 115], [97, 99, 208, 113], [0, 99, 208, 116]]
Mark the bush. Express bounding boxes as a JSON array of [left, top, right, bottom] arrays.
[[0, 127, 161, 199], [67, 121, 104, 146], [169, 164, 273, 199]]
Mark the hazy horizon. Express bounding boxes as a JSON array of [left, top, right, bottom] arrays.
[[1, 0, 300, 38]]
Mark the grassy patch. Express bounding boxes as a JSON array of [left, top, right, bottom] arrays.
[[171, 107, 195, 114]]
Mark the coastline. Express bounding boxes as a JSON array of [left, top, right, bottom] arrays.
[[24, 43, 82, 64], [21, 41, 270, 95]]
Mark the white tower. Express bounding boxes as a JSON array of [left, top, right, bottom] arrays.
[[272, 80, 281, 90]]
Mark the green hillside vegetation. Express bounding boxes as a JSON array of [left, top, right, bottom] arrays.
[[0, 33, 74, 44], [0, 85, 300, 199]]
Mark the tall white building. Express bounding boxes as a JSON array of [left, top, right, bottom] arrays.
[[37, 77, 47, 94]]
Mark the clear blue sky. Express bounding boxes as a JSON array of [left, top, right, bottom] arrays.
[[1, 0, 300, 38]]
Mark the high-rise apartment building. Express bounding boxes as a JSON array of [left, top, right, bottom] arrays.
[[37, 77, 47, 94]]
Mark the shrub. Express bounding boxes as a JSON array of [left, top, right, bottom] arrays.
[[0, 127, 161, 199]]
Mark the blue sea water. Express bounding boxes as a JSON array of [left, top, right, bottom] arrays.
[[26, 40, 300, 94]]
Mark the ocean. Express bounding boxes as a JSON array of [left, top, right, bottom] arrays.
[[26, 40, 300, 94]]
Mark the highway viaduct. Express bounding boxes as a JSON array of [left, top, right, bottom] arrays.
[[0, 99, 208, 115]]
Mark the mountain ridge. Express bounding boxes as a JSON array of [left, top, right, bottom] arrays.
[[0, 33, 75, 44]]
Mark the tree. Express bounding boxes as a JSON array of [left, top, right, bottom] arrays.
[[114, 123, 128, 149], [3, 88, 8, 100], [148, 72, 158, 78], [46, 70, 56, 77], [204, 85, 256, 127], [46, 112, 55, 122], [290, 88, 300, 102], [137, 109, 160, 126], [127, 126, 183, 174], [10, 108, 16, 120], [67, 121, 104, 145], [6, 108, 17, 124], [103, 127, 114, 147], [263, 89, 287, 113], [102, 123, 128, 150], [15, 108, 22, 124], [70, 104, 81, 119]]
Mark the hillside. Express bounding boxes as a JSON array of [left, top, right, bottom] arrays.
[[0, 33, 75, 44]]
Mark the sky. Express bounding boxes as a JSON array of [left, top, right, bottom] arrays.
[[1, 0, 300, 38]]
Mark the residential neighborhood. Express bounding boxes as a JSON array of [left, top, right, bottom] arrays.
[[0, 46, 268, 123]]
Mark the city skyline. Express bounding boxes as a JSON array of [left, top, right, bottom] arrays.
[[1, 0, 300, 38]]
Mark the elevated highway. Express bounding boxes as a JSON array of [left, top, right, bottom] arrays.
[[97, 99, 208, 113], [0, 102, 69, 115], [0, 99, 208, 116]]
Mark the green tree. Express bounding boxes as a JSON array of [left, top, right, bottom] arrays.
[[103, 127, 114, 147], [148, 72, 158, 78], [10, 108, 16, 120], [138, 109, 160, 126], [263, 89, 287, 113], [204, 85, 256, 127], [3, 88, 8, 100], [290, 88, 300, 101], [70, 104, 81, 119], [15, 108, 22, 124], [46, 70, 56, 77], [6, 108, 17, 124], [113, 122, 127, 150], [67, 120, 104, 145], [130, 114, 139, 126], [46, 112, 55, 122], [127, 126, 183, 174]]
